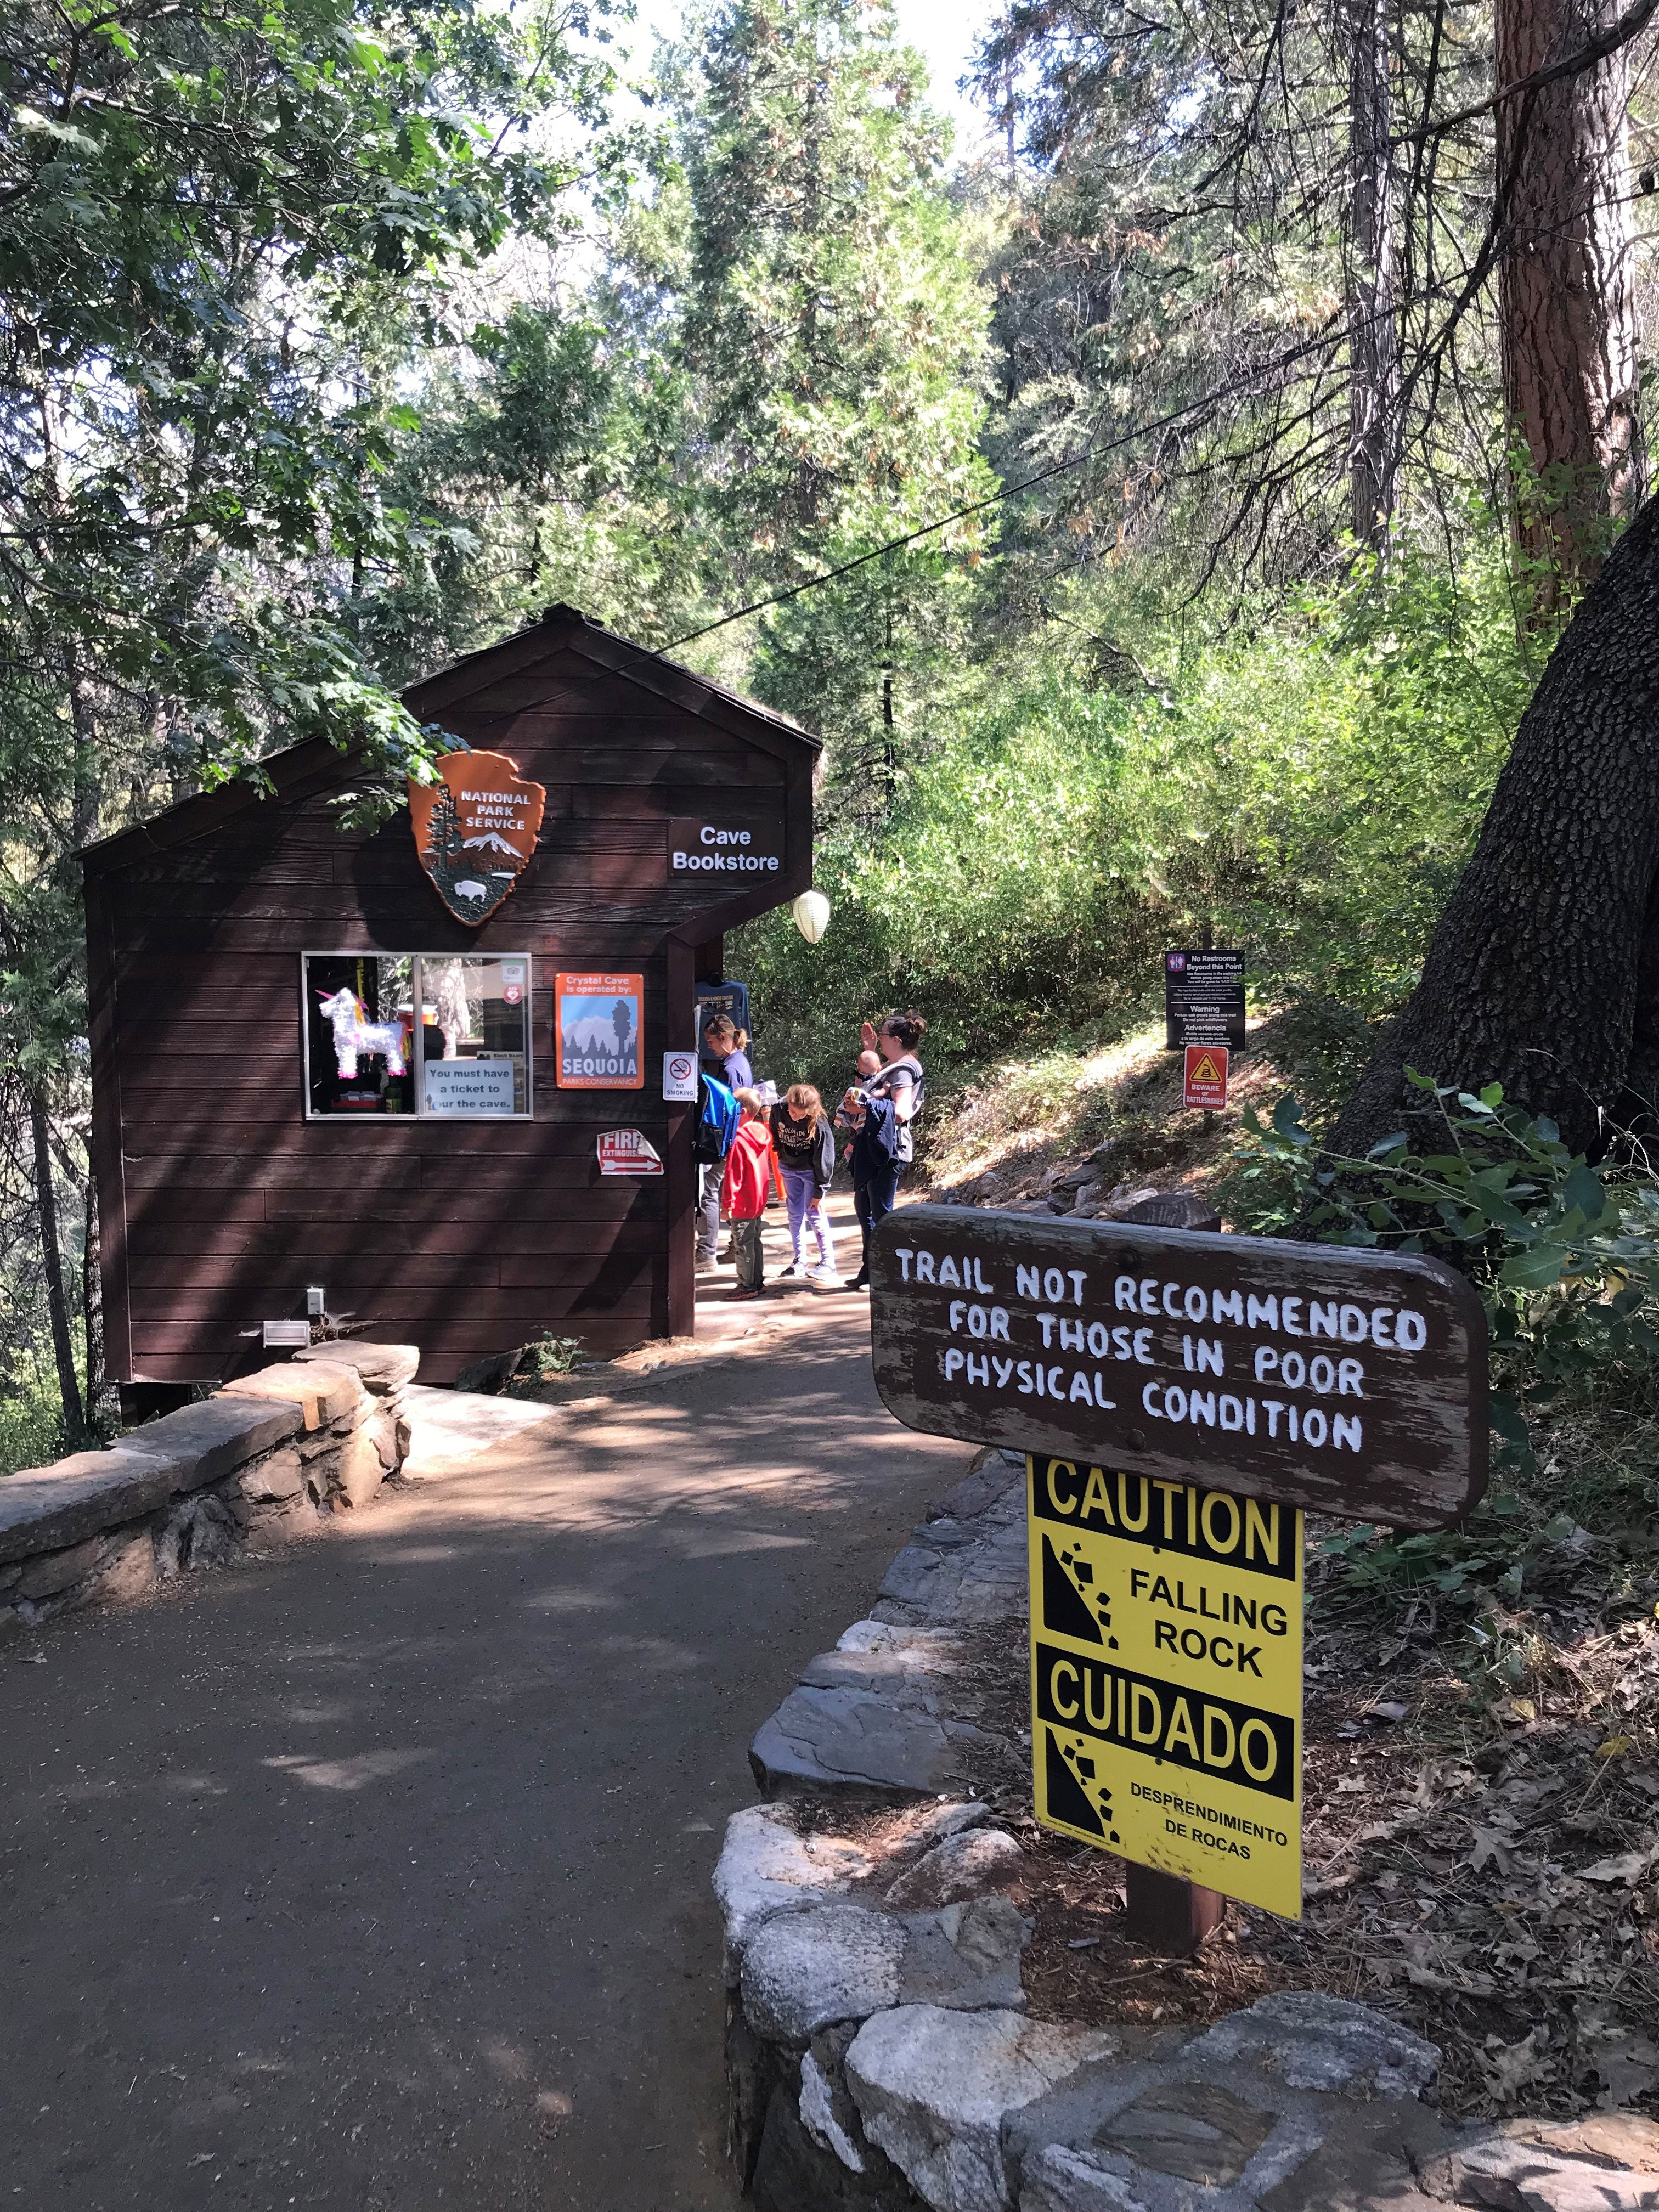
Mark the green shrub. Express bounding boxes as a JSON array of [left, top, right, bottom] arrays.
[[1228, 1078, 1659, 1625], [737, 525, 1537, 1100], [0, 1353, 67, 1477]]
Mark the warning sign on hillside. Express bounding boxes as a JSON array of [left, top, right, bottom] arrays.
[[1183, 1045, 1229, 1110], [1028, 1454, 1303, 1917]]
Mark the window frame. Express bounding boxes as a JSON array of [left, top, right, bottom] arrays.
[[300, 950, 534, 1124]]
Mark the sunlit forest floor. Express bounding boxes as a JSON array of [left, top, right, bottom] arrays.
[[914, 1019, 1659, 2119]]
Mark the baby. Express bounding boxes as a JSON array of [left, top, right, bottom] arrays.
[[835, 1048, 882, 1130]]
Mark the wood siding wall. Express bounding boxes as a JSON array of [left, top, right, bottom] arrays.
[[87, 633, 814, 1385]]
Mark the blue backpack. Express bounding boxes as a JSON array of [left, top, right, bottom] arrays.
[[692, 1073, 740, 1164]]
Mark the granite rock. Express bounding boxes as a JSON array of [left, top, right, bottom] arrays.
[[755, 2074, 932, 2212], [898, 1897, 1029, 2012], [1183, 1993, 1439, 2100], [1422, 2125, 1659, 2212], [885, 1829, 1026, 1910], [157, 1492, 241, 1577], [847, 2006, 1119, 2212], [803, 2030, 870, 2173], [751, 1686, 999, 1798], [743, 1903, 907, 2044], [1019, 2145, 1149, 2212], [715, 1804, 874, 1967]]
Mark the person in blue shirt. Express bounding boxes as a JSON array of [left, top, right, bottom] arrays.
[[696, 1015, 755, 1268]]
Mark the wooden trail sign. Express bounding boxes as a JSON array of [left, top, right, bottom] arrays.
[[1029, 1455, 1304, 1918], [869, 1206, 1489, 1531]]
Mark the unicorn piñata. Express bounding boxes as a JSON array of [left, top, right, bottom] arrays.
[[317, 987, 407, 1079]]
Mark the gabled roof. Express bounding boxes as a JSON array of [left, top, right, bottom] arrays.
[[403, 603, 821, 756], [82, 603, 819, 869]]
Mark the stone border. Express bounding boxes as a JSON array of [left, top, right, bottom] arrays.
[[0, 1342, 417, 1635], [716, 1450, 1659, 2211]]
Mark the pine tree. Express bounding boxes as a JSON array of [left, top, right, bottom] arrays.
[[620, 0, 998, 821]]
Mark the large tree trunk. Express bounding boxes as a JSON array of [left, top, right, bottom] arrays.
[[1326, 490, 1659, 1161], [1497, 0, 1642, 614], [31, 1088, 87, 1448], [1346, 0, 1398, 546]]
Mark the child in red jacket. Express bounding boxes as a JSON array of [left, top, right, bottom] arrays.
[[722, 1090, 774, 1297]]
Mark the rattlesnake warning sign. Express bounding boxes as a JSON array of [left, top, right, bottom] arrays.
[[1028, 1455, 1304, 1918], [1183, 1045, 1229, 1110]]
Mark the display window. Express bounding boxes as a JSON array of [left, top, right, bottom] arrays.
[[302, 953, 532, 1119]]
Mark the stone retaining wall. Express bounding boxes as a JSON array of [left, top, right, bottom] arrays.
[[718, 1449, 1659, 2212], [0, 1341, 417, 1635]]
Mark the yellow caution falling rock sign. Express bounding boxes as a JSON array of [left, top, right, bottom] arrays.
[[1027, 1456, 1304, 1918]]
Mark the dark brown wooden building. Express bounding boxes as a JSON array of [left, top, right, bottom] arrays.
[[82, 606, 819, 1391]]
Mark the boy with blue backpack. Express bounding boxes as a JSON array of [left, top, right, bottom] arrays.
[[692, 1035, 742, 1272]]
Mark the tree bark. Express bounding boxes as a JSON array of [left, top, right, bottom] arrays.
[[31, 1088, 87, 1448], [82, 1190, 118, 1439], [1497, 0, 1643, 614], [1345, 0, 1399, 546], [1325, 489, 1659, 1161]]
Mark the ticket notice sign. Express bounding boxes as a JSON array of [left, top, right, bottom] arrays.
[[1028, 1454, 1303, 1917], [424, 1058, 517, 1116]]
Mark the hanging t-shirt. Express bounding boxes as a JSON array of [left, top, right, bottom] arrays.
[[696, 980, 752, 1076]]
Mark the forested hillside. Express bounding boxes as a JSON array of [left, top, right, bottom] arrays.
[[1, 0, 1655, 1453]]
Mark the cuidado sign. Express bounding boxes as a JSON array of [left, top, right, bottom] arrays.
[[869, 1205, 1488, 1920], [1029, 1457, 1303, 1915]]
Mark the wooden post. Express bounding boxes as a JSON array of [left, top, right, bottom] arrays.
[[1118, 1187, 1226, 1955], [666, 937, 697, 1340], [1124, 1862, 1224, 1953]]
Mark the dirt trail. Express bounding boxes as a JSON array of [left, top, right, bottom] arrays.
[[0, 1294, 963, 2211]]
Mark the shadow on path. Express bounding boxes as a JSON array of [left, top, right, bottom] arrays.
[[1, 1301, 963, 2211]]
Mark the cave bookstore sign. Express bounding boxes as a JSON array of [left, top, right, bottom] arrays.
[[1030, 1455, 1302, 1916]]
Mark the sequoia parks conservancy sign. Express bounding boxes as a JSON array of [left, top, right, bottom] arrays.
[[869, 1207, 1488, 1530], [409, 752, 546, 926]]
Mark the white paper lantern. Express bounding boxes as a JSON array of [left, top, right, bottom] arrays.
[[792, 889, 832, 944]]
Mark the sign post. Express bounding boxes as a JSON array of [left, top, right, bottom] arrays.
[[868, 1203, 1487, 1949]]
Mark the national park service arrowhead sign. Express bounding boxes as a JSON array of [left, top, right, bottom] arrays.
[[409, 752, 545, 926]]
